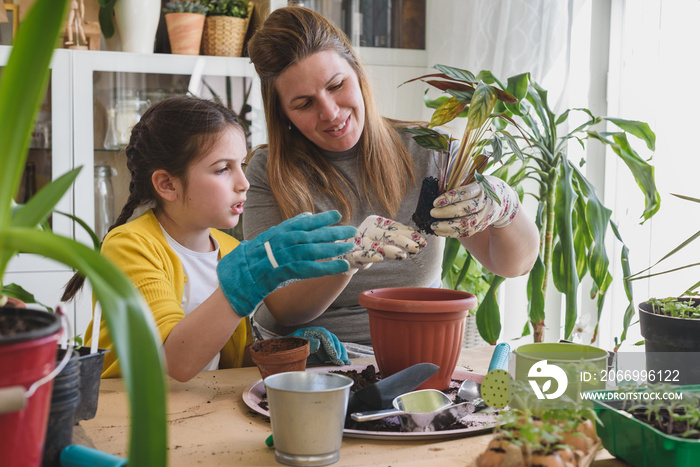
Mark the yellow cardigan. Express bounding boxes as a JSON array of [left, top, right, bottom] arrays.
[[84, 209, 253, 378]]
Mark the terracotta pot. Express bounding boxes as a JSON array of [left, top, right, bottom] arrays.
[[165, 12, 206, 55], [359, 287, 477, 390], [250, 337, 310, 380]]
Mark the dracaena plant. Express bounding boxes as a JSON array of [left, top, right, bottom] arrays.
[[479, 70, 658, 346], [0, 0, 167, 464]]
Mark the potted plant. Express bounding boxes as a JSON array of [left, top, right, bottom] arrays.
[[590, 383, 700, 466], [163, 1, 209, 55], [406, 65, 659, 345], [628, 194, 700, 384], [0, 0, 167, 465], [200, 0, 253, 57], [477, 406, 601, 467]]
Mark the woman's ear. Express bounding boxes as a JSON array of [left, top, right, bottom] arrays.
[[152, 170, 180, 202]]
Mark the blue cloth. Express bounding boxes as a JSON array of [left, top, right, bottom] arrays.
[[287, 327, 352, 366], [217, 211, 355, 317]]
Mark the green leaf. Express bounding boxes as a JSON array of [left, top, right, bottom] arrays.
[[466, 82, 497, 131], [98, 0, 117, 39], [588, 131, 660, 221], [422, 90, 450, 110], [554, 158, 580, 339], [434, 64, 477, 83], [506, 73, 530, 102], [11, 167, 81, 228], [2, 282, 53, 311], [527, 254, 546, 324], [411, 134, 450, 152], [55, 210, 102, 251], [441, 237, 461, 282], [476, 276, 505, 344], [605, 117, 656, 151], [447, 89, 476, 105], [430, 97, 467, 127]]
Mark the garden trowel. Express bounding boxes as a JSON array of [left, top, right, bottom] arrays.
[[346, 363, 439, 415]]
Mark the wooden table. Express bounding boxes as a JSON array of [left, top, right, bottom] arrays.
[[80, 346, 627, 466]]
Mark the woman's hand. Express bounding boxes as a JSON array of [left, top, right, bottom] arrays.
[[340, 215, 427, 275], [430, 175, 520, 238]]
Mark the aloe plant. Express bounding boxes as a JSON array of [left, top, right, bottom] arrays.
[[0, 0, 167, 465], [407, 65, 659, 345]]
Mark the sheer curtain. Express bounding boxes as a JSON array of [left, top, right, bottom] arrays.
[[426, 0, 571, 84]]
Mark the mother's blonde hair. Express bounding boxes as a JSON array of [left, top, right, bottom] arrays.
[[247, 6, 414, 221]]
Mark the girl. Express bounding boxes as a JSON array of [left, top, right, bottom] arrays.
[[62, 96, 356, 381], [243, 7, 539, 350]]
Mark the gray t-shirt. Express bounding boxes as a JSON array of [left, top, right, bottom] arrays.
[[243, 129, 445, 345]]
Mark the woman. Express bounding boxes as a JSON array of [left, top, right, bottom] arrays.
[[244, 7, 539, 351]]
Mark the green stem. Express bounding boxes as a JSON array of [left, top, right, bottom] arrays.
[[534, 168, 558, 342]]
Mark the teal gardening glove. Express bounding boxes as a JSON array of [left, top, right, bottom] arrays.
[[217, 211, 356, 317], [287, 327, 351, 366]]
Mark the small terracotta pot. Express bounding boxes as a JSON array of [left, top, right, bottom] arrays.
[[359, 287, 477, 390], [250, 337, 310, 380], [165, 12, 206, 55]]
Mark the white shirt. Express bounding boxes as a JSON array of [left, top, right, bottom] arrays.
[[162, 226, 221, 371]]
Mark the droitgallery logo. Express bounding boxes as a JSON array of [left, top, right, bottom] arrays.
[[528, 360, 568, 400]]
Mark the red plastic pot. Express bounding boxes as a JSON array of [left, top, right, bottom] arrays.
[[0, 307, 62, 466], [359, 287, 477, 390]]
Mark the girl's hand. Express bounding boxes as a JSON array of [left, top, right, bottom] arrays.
[[430, 175, 519, 238], [340, 215, 427, 275], [217, 211, 356, 317]]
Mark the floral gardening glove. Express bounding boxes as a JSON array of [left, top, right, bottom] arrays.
[[217, 211, 356, 317], [287, 327, 351, 366], [430, 175, 520, 238], [339, 215, 427, 275]]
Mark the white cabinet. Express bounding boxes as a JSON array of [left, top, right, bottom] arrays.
[[1, 47, 263, 337]]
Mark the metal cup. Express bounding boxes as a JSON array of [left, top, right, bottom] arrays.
[[264, 371, 353, 466]]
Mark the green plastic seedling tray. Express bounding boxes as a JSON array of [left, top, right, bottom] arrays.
[[589, 385, 700, 467]]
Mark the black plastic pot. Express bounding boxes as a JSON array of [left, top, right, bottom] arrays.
[[74, 347, 108, 423], [42, 349, 80, 467], [639, 299, 700, 385]]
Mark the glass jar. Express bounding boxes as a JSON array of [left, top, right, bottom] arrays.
[[115, 93, 150, 145], [94, 165, 116, 240]]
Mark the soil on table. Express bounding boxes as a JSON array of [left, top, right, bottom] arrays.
[[256, 365, 497, 433]]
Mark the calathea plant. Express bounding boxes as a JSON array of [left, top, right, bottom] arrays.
[[402, 65, 528, 343]]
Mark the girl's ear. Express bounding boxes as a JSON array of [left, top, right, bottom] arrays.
[[152, 170, 180, 202]]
